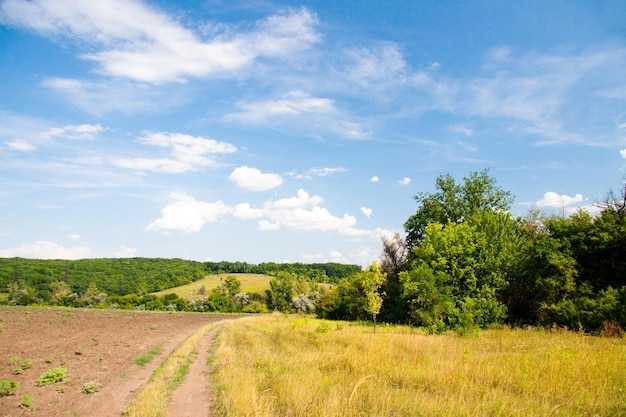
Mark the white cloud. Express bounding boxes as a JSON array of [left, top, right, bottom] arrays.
[[0, 240, 93, 259], [370, 176, 380, 182], [6, 139, 36, 151], [399, 177, 411, 185], [292, 167, 347, 180], [67, 234, 80, 240], [621, 149, 626, 158], [229, 166, 283, 191], [112, 132, 236, 174], [1, 1, 320, 83], [43, 124, 106, 140], [225, 90, 335, 123], [258, 220, 281, 231], [360, 207, 372, 218], [113, 246, 138, 257], [146, 188, 371, 237], [346, 42, 408, 86], [233, 203, 264, 219], [145, 192, 231, 233], [536, 191, 584, 208], [269, 189, 322, 209]]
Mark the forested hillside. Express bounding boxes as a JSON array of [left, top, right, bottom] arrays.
[[0, 258, 359, 306]]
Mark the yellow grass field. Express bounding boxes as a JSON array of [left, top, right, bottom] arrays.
[[153, 273, 272, 300], [211, 314, 626, 417]]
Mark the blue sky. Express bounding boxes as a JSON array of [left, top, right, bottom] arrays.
[[1, 0, 625, 265]]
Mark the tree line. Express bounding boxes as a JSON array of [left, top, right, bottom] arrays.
[[0, 258, 359, 308], [316, 170, 626, 335]]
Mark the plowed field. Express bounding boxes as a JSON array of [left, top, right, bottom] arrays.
[[0, 306, 233, 417]]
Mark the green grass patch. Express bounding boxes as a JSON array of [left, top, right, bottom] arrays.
[[153, 273, 272, 300], [132, 346, 163, 367]]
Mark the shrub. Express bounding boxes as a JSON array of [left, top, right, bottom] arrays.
[[82, 381, 101, 395], [19, 394, 35, 409], [0, 379, 18, 397], [36, 367, 69, 386]]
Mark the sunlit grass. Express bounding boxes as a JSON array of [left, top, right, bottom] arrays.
[[153, 273, 272, 300], [211, 314, 626, 417]]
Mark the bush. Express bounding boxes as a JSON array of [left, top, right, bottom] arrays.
[[36, 367, 69, 386], [82, 381, 101, 394], [0, 379, 18, 397]]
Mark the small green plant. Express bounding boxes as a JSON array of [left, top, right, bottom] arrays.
[[45, 355, 55, 364], [19, 394, 35, 409], [91, 337, 99, 346], [316, 322, 331, 334], [82, 381, 101, 395], [36, 367, 69, 386], [0, 379, 18, 397], [12, 367, 23, 375], [132, 346, 162, 367], [21, 359, 32, 369]]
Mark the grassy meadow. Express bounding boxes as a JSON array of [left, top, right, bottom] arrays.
[[153, 273, 272, 300], [211, 315, 626, 417]]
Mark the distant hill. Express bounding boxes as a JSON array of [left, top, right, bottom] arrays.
[[153, 273, 272, 300], [0, 257, 361, 300]]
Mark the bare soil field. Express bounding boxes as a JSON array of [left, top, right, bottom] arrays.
[[0, 306, 234, 417]]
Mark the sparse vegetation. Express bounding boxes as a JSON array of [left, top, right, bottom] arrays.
[[82, 381, 101, 395], [132, 346, 163, 367], [36, 367, 69, 386], [19, 393, 35, 409], [0, 379, 18, 397]]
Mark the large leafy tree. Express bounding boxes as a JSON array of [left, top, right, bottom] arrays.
[[401, 210, 522, 333], [403, 169, 513, 251]]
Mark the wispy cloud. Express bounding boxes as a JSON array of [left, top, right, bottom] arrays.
[[224, 90, 335, 122], [291, 167, 347, 180], [1, 1, 319, 83], [112, 132, 237, 174]]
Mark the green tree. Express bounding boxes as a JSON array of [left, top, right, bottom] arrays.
[[403, 169, 513, 251], [267, 272, 294, 311], [401, 210, 522, 333], [222, 275, 242, 298], [361, 262, 385, 332]]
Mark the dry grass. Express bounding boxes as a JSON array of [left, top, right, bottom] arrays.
[[211, 315, 626, 417]]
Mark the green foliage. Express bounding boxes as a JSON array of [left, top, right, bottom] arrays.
[[36, 367, 69, 386], [316, 265, 385, 324], [82, 381, 101, 395], [0, 379, 18, 397], [404, 168, 513, 250], [19, 394, 34, 409], [268, 272, 294, 311]]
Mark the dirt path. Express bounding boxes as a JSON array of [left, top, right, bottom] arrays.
[[167, 327, 220, 417]]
